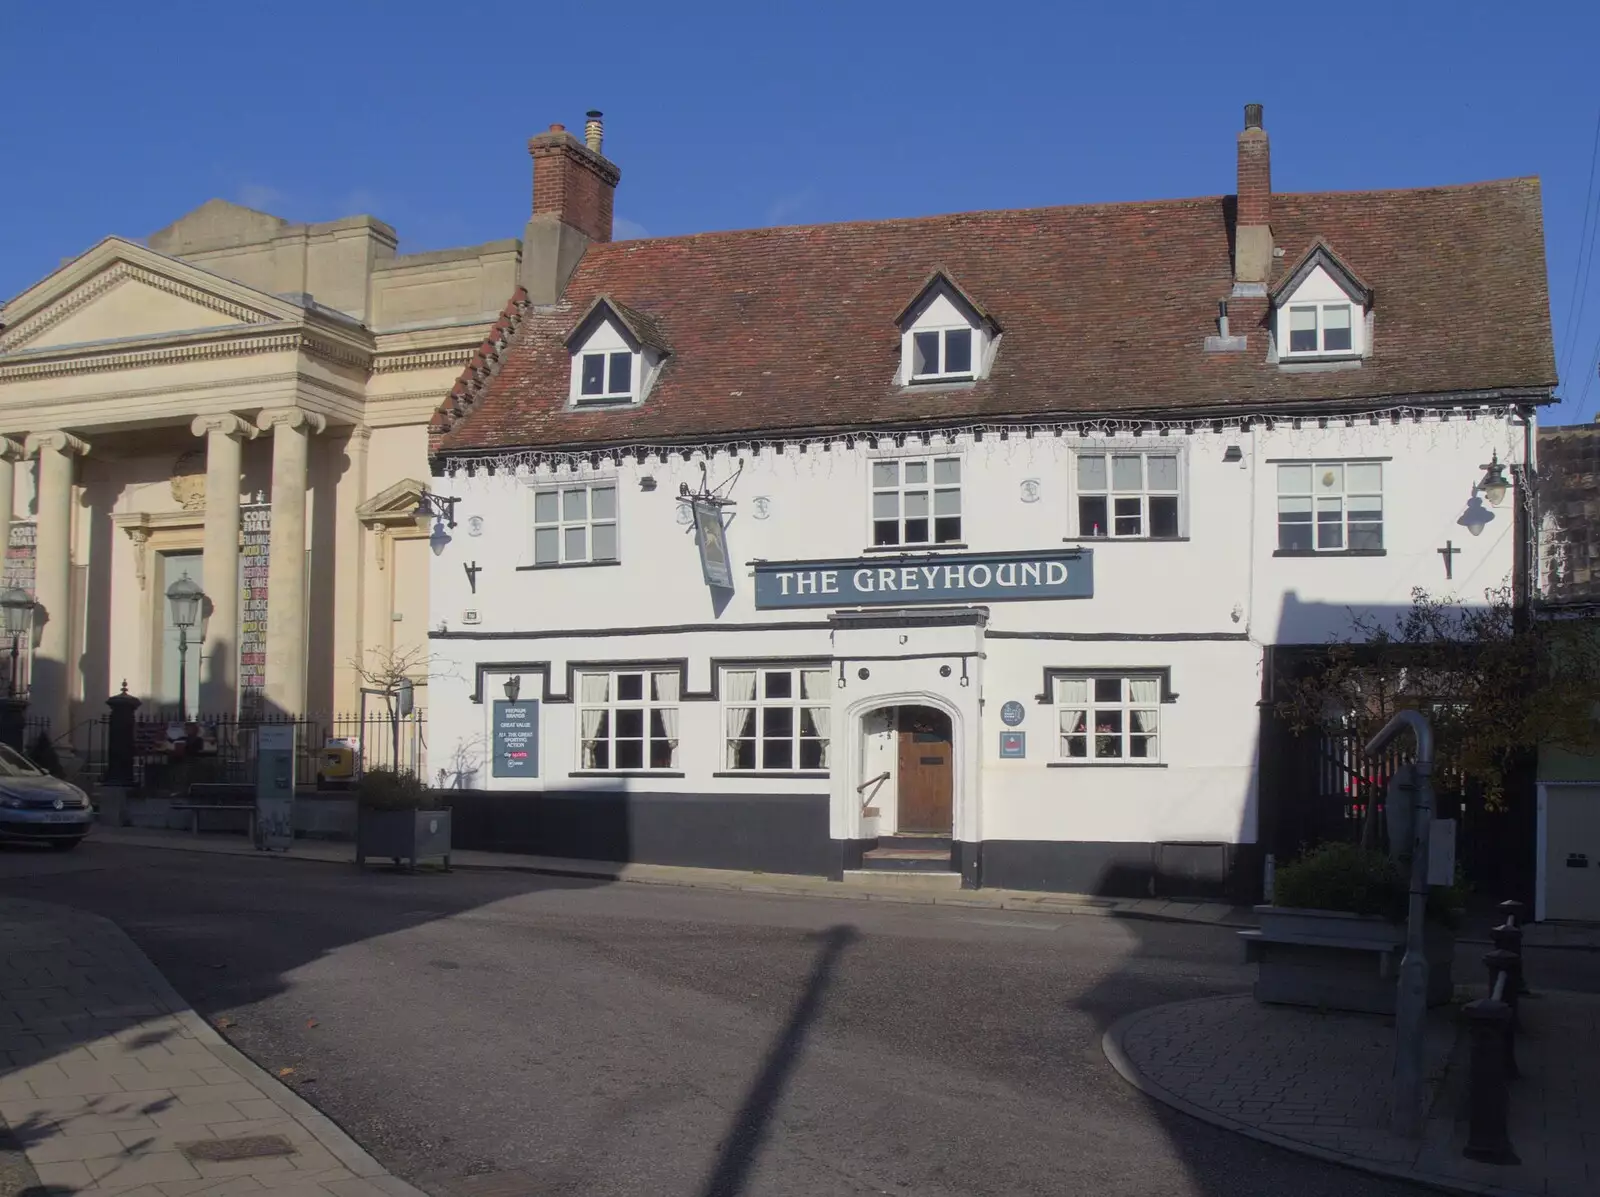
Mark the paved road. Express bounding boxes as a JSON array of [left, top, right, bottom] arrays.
[[3, 842, 1594, 1197]]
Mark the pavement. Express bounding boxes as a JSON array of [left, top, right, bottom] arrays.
[[1105, 988, 1599, 1197], [0, 895, 426, 1197], [88, 823, 1258, 928]]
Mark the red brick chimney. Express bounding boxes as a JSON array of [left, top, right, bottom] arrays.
[[520, 112, 621, 302], [1233, 103, 1273, 285]]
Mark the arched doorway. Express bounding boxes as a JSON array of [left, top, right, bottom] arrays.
[[885, 704, 954, 836]]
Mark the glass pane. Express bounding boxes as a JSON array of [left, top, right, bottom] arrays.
[[1111, 455, 1142, 491], [726, 671, 756, 702], [650, 737, 676, 769], [1064, 736, 1087, 758], [1289, 307, 1318, 353], [608, 351, 632, 394], [581, 354, 605, 394], [533, 527, 559, 564], [1055, 677, 1088, 703], [1279, 519, 1313, 552], [1150, 495, 1179, 538], [800, 708, 826, 737], [1079, 496, 1108, 537], [1130, 736, 1156, 759], [763, 739, 794, 770], [762, 707, 794, 736], [1094, 677, 1122, 702], [904, 518, 929, 543], [1317, 518, 1344, 550], [800, 670, 829, 700], [563, 488, 587, 520], [730, 739, 756, 770], [943, 328, 972, 373], [534, 491, 559, 523], [591, 522, 617, 560], [615, 740, 643, 769], [1348, 495, 1382, 522], [798, 740, 826, 769], [904, 460, 928, 484], [1146, 455, 1178, 491], [616, 674, 643, 701], [873, 492, 899, 518], [934, 517, 961, 543], [1077, 454, 1107, 491], [1278, 464, 1312, 494], [1130, 708, 1158, 732], [588, 739, 610, 770], [933, 488, 960, 515], [1128, 679, 1160, 704], [726, 707, 755, 738], [1348, 522, 1384, 551], [1316, 465, 1344, 494], [615, 708, 644, 737], [763, 671, 793, 699], [564, 526, 587, 561], [1322, 305, 1352, 352], [651, 671, 678, 701], [872, 461, 899, 488], [873, 520, 900, 546], [591, 486, 616, 519], [1113, 496, 1142, 537], [934, 458, 961, 485], [905, 491, 929, 518], [580, 674, 609, 703], [1347, 463, 1382, 493], [1095, 732, 1123, 759], [1278, 495, 1312, 515], [913, 331, 940, 376], [1059, 709, 1087, 733]]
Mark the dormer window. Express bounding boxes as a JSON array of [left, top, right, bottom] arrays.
[[580, 350, 633, 400], [1271, 241, 1372, 363], [912, 328, 973, 381], [565, 295, 671, 407], [896, 271, 1001, 387]]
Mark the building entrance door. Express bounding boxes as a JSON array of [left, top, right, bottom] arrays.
[[895, 705, 953, 835]]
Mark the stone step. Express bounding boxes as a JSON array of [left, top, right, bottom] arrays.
[[842, 869, 963, 890]]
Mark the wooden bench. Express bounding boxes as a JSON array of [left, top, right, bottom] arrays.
[[171, 802, 257, 839]]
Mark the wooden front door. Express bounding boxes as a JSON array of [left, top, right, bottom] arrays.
[[896, 706, 953, 834]]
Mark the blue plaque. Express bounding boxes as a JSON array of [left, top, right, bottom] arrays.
[[999, 731, 1026, 759], [1000, 701, 1026, 727], [753, 549, 1092, 609], [492, 700, 538, 778]]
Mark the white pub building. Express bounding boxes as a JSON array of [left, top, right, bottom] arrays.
[[424, 106, 1555, 896]]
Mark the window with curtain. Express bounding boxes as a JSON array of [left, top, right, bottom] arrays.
[[577, 669, 679, 770], [1055, 674, 1162, 761], [723, 666, 831, 771], [1276, 462, 1383, 552], [1075, 451, 1181, 538]]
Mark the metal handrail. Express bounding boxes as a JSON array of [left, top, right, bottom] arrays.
[[856, 771, 889, 794]]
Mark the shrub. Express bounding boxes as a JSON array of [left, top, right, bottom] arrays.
[[1274, 840, 1465, 927], [356, 766, 432, 811]]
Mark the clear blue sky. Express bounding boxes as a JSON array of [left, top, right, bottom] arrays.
[[4, 0, 1599, 424]]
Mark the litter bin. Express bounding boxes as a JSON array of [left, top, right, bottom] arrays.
[[317, 740, 357, 788]]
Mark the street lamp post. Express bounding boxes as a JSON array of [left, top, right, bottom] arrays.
[[165, 573, 205, 722], [0, 587, 35, 697]]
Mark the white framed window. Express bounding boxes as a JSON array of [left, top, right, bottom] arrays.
[[723, 667, 831, 771], [1076, 451, 1180, 538], [1284, 302, 1355, 356], [1277, 462, 1383, 552], [532, 483, 618, 565], [1055, 675, 1161, 761], [577, 349, 634, 401], [577, 669, 679, 771], [910, 327, 974, 381], [871, 456, 962, 547]]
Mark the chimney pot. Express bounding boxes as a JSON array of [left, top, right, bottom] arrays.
[[1244, 103, 1263, 130], [549, 123, 565, 133], [584, 110, 604, 155]]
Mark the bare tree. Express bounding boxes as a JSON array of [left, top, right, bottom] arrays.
[[348, 644, 434, 772]]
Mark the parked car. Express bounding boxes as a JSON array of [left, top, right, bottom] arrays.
[[0, 741, 92, 850]]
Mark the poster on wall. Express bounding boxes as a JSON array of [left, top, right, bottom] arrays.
[[0, 523, 35, 695], [691, 499, 734, 589], [238, 503, 270, 717], [491, 699, 539, 778]]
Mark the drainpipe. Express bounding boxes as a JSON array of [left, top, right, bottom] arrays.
[[1364, 709, 1435, 1138]]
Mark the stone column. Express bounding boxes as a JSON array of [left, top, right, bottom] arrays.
[[191, 415, 257, 716], [24, 431, 89, 737], [256, 408, 324, 716], [0, 437, 24, 563]]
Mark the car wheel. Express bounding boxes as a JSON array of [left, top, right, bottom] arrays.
[[48, 838, 83, 852]]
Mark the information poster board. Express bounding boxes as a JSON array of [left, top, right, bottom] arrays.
[[492, 700, 539, 778], [238, 504, 270, 717], [254, 722, 295, 851]]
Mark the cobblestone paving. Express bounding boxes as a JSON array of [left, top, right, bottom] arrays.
[[0, 897, 425, 1197], [1109, 990, 1598, 1197]]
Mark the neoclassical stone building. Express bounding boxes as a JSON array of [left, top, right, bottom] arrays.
[[0, 194, 527, 739]]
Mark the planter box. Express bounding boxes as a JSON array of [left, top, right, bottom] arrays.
[[1240, 905, 1454, 1015], [356, 808, 452, 871]]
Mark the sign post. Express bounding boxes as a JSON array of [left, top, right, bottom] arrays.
[[254, 723, 295, 852]]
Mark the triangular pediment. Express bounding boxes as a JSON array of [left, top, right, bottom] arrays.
[[357, 477, 428, 526], [0, 238, 301, 356]]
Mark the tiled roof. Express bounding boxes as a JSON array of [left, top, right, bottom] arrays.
[[433, 179, 1556, 455], [1538, 424, 1600, 605]]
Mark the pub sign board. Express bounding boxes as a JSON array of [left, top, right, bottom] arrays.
[[492, 700, 539, 778], [753, 549, 1092, 610]]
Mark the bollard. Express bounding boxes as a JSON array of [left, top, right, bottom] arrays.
[[1489, 924, 1527, 999], [1483, 949, 1522, 1029], [1462, 996, 1520, 1164], [1499, 899, 1527, 929]]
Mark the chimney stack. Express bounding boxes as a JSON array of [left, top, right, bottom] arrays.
[[1234, 103, 1273, 285], [584, 110, 604, 155], [520, 113, 622, 303]]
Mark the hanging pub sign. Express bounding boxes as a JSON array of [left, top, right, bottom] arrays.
[[692, 498, 735, 590], [753, 548, 1093, 609]]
